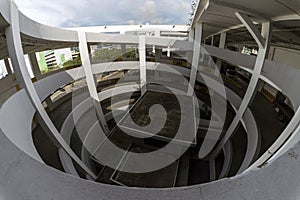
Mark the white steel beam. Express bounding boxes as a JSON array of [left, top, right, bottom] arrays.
[[6, 1, 97, 179], [186, 28, 195, 68], [78, 31, 109, 133], [4, 58, 12, 74], [139, 35, 147, 95], [28, 53, 42, 80], [235, 12, 266, 48], [187, 23, 202, 96]]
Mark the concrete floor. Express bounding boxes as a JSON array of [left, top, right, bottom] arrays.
[[250, 92, 286, 157]]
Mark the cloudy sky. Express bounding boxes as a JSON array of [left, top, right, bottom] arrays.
[[14, 0, 193, 28]]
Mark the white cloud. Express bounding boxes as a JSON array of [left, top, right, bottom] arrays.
[[140, 0, 157, 20], [14, 0, 193, 27]]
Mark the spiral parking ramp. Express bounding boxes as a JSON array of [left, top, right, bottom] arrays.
[[0, 0, 300, 199]]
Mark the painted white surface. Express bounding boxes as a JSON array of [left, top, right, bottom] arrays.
[[0, 60, 8, 79], [24, 55, 34, 78], [54, 48, 73, 66], [273, 47, 300, 69]]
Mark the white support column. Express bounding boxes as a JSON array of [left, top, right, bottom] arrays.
[[219, 32, 226, 49], [155, 48, 162, 62], [121, 44, 127, 60], [187, 23, 202, 96], [216, 32, 227, 70], [4, 58, 12, 74], [28, 53, 41, 80], [211, 35, 214, 46], [186, 28, 195, 68], [167, 46, 171, 58], [5, 1, 97, 179], [155, 30, 160, 37], [78, 31, 109, 133], [202, 17, 271, 159], [154, 30, 161, 63], [139, 35, 147, 95]]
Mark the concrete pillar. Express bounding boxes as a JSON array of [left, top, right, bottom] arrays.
[[167, 46, 171, 58], [186, 28, 195, 68], [135, 47, 139, 59], [240, 45, 244, 53], [87, 44, 93, 62], [155, 30, 160, 37], [139, 35, 147, 95], [4, 58, 12, 74], [249, 79, 264, 106], [121, 44, 126, 60], [187, 23, 202, 96], [216, 33, 227, 71], [78, 32, 109, 133], [28, 53, 41, 80], [155, 48, 162, 62]]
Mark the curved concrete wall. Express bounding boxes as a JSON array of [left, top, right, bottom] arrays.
[[0, 89, 42, 162], [0, 0, 300, 198]]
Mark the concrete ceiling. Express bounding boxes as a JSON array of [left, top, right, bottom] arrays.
[[195, 0, 300, 49]]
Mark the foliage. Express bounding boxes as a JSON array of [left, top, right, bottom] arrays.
[[124, 48, 137, 59], [92, 48, 122, 62], [63, 56, 82, 68], [92, 48, 137, 62]]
